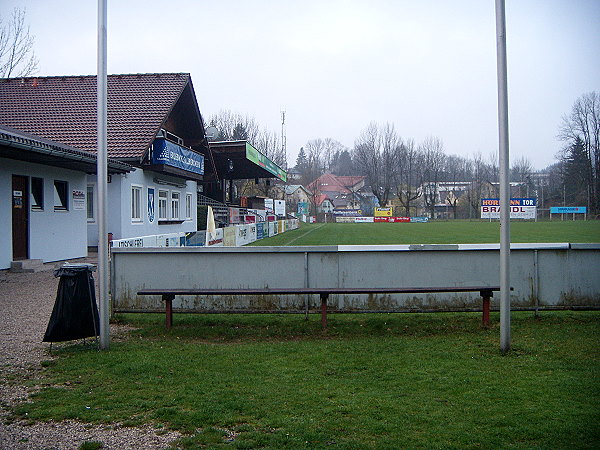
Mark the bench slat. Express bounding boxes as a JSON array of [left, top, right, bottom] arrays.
[[137, 286, 499, 296]]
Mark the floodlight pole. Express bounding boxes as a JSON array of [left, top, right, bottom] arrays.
[[495, 0, 511, 353], [97, 0, 109, 350]]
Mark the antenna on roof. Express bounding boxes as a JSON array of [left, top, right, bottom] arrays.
[[281, 109, 287, 170]]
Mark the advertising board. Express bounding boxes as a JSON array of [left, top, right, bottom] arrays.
[[223, 227, 236, 246], [184, 231, 206, 247], [205, 228, 224, 247], [374, 207, 393, 217], [274, 200, 286, 216], [550, 206, 587, 214], [248, 224, 257, 243], [389, 217, 410, 223], [264, 199, 274, 213], [333, 209, 362, 216], [410, 217, 429, 223], [481, 198, 537, 219], [355, 217, 374, 223]]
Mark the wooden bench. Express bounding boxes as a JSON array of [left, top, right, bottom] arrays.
[[137, 286, 500, 330]]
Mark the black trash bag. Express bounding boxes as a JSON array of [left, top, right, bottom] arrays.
[[43, 265, 100, 342]]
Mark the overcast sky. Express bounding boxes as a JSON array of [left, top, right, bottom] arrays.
[[3, 0, 599, 170]]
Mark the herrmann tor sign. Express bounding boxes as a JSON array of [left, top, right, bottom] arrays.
[[481, 198, 537, 219]]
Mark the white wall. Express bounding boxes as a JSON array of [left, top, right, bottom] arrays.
[[87, 168, 197, 246], [1, 159, 88, 269]]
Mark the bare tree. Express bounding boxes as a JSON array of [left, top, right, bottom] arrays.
[[303, 138, 326, 213], [510, 155, 534, 197], [322, 138, 346, 172], [395, 139, 423, 216], [207, 110, 260, 142], [0, 8, 38, 78], [353, 122, 398, 207], [559, 91, 600, 213], [420, 136, 446, 218]]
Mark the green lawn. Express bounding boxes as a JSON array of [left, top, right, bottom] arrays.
[[12, 311, 600, 448], [251, 220, 600, 246]]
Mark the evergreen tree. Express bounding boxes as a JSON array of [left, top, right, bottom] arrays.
[[232, 123, 248, 140], [563, 137, 592, 206], [295, 147, 308, 171]]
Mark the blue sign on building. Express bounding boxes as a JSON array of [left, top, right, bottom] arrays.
[[152, 138, 204, 175]]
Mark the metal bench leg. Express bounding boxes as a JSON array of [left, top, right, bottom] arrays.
[[164, 294, 175, 329], [320, 293, 328, 330], [480, 290, 492, 326]]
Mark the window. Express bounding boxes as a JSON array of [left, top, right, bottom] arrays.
[[87, 184, 95, 222], [158, 190, 168, 220], [53, 180, 68, 211], [131, 185, 142, 222], [31, 177, 44, 210], [171, 191, 180, 220], [185, 193, 193, 220]]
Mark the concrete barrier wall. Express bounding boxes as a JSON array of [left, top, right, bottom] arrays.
[[110, 244, 600, 313]]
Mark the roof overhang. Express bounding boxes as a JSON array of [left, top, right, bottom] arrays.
[[208, 140, 287, 182], [0, 127, 131, 174]]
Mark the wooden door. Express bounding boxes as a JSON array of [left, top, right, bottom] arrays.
[[12, 175, 29, 260]]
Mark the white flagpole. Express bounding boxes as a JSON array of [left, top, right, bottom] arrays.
[[495, 0, 511, 353], [97, 0, 109, 350]]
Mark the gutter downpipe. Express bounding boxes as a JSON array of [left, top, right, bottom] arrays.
[[496, 0, 511, 353]]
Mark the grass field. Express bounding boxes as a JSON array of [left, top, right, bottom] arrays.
[[251, 220, 600, 246], [12, 312, 600, 448]]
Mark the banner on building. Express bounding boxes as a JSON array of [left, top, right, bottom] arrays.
[[152, 138, 204, 175]]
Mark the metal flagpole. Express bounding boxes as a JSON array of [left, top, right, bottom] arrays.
[[97, 0, 109, 350], [495, 0, 511, 353]]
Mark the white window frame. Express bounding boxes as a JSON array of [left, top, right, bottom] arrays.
[[158, 189, 169, 220], [185, 193, 193, 220], [87, 183, 96, 223], [53, 180, 69, 211], [171, 191, 180, 220], [31, 177, 44, 211], [131, 185, 143, 222]]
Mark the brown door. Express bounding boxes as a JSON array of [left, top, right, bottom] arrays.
[[12, 175, 29, 260]]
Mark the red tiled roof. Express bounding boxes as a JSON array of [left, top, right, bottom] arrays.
[[315, 194, 332, 206], [0, 73, 192, 159], [308, 173, 365, 194]]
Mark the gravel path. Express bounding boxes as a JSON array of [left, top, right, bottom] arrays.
[[0, 257, 181, 449]]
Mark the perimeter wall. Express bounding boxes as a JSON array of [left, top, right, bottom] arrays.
[[111, 244, 600, 313]]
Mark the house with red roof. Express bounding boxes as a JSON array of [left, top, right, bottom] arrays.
[[0, 73, 211, 265]]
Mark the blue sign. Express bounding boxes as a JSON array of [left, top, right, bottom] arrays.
[[550, 206, 587, 214], [152, 138, 204, 175], [256, 222, 264, 240], [147, 187, 155, 223]]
